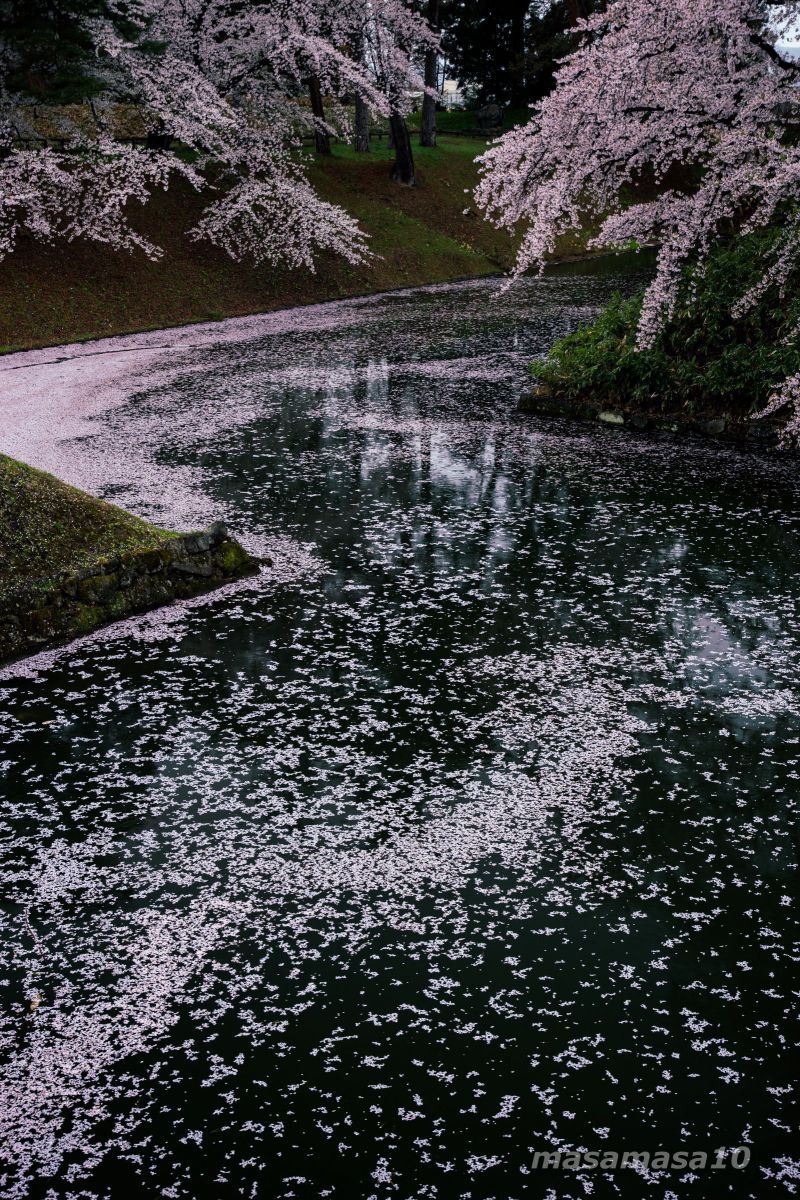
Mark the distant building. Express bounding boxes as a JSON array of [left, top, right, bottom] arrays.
[[442, 79, 464, 110]]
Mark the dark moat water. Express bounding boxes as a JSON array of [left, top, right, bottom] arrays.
[[1, 263, 798, 1198]]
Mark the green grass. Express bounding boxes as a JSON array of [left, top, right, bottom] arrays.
[[327, 135, 488, 161], [532, 230, 800, 419], [407, 109, 532, 135], [0, 454, 173, 605], [0, 136, 522, 351]]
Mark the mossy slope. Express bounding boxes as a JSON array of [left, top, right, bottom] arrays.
[[0, 453, 173, 606], [0, 455, 256, 664]]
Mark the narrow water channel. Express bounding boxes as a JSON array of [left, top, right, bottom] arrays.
[[1, 263, 798, 1198]]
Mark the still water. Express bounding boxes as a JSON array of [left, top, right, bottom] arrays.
[[0, 264, 798, 1199]]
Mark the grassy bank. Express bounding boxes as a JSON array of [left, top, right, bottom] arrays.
[[0, 455, 257, 663], [0, 136, 523, 352], [527, 232, 800, 441], [0, 454, 174, 607]]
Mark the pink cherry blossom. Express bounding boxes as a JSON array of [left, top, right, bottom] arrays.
[[1, 0, 436, 269], [476, 0, 800, 437]]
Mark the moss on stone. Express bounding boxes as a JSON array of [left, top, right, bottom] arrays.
[[70, 605, 105, 636], [106, 591, 134, 620], [214, 540, 251, 574]]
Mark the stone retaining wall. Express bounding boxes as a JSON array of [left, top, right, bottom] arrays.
[[0, 522, 259, 665], [518, 389, 785, 447]]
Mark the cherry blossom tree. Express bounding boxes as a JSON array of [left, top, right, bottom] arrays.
[[1, 0, 435, 267], [475, 0, 800, 437], [0, 0, 199, 264], [354, 0, 437, 184]]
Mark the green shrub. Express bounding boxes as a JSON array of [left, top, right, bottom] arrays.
[[533, 231, 800, 416]]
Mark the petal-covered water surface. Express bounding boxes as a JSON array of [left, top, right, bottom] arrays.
[[0, 263, 798, 1199]]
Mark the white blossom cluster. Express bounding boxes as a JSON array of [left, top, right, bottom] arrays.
[[0, 0, 436, 268], [476, 0, 800, 437]]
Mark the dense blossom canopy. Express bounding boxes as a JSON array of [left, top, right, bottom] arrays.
[[476, 0, 800, 435], [0, 0, 435, 268]]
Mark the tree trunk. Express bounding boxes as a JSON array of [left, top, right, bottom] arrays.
[[389, 113, 416, 186], [509, 2, 526, 108], [419, 0, 440, 148], [308, 75, 331, 156], [354, 93, 370, 152]]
